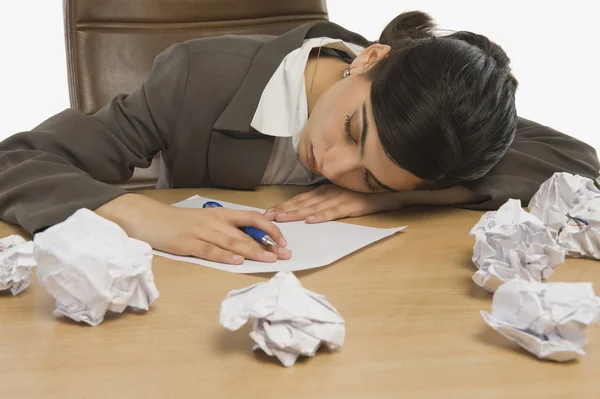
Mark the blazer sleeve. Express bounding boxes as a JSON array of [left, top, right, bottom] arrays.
[[460, 117, 600, 210], [0, 43, 190, 234]]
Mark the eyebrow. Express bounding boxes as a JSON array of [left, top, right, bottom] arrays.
[[359, 102, 398, 193], [359, 103, 369, 159]]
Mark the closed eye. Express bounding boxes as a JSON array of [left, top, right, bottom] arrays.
[[363, 171, 378, 192], [346, 113, 379, 193], [344, 114, 356, 144]]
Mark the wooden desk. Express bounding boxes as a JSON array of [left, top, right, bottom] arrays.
[[1, 187, 599, 399]]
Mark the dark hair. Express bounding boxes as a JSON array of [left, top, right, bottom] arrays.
[[368, 11, 518, 188]]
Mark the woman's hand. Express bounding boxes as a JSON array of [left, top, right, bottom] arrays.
[[96, 194, 290, 265], [264, 185, 402, 223]]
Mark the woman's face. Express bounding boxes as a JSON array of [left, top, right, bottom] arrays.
[[297, 51, 423, 193]]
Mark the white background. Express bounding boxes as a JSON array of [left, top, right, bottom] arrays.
[[0, 0, 598, 150]]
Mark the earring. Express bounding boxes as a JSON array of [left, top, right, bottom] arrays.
[[343, 68, 351, 78]]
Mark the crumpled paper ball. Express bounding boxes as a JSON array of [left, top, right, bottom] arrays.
[[220, 271, 345, 367], [481, 279, 600, 362], [0, 235, 36, 295], [470, 199, 566, 292], [34, 209, 159, 326], [556, 196, 600, 259], [529, 172, 600, 234]]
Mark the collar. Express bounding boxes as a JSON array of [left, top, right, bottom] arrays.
[[212, 21, 371, 136], [250, 37, 365, 153]]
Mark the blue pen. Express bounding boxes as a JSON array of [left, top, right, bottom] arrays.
[[202, 201, 277, 247]]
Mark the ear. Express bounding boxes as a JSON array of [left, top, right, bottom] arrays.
[[349, 44, 391, 74]]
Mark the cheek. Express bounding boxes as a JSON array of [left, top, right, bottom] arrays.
[[308, 101, 339, 145], [312, 88, 353, 143], [320, 109, 341, 143]]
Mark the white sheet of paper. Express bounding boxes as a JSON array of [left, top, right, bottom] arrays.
[[153, 195, 406, 273]]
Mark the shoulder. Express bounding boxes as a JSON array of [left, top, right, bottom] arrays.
[[164, 34, 276, 89], [515, 117, 597, 153], [151, 34, 274, 81], [182, 34, 275, 60]]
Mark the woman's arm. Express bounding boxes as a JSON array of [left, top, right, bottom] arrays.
[[266, 184, 486, 223], [0, 43, 291, 264], [459, 117, 600, 210], [268, 118, 600, 223], [0, 43, 190, 234], [393, 185, 487, 207]]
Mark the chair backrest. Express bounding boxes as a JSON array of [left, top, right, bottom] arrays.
[[64, 0, 328, 114]]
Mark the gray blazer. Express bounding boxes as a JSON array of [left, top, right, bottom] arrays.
[[0, 21, 598, 234]]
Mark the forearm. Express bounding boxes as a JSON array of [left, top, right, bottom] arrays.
[[383, 185, 487, 208], [0, 147, 129, 234], [0, 44, 190, 234], [95, 193, 168, 239], [0, 108, 141, 234]]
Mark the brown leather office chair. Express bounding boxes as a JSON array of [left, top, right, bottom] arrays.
[[63, 0, 328, 187], [64, 0, 328, 115]]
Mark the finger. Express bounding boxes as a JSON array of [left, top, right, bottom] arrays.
[[206, 226, 279, 263], [233, 228, 293, 261], [274, 189, 321, 209], [274, 195, 339, 221], [270, 190, 341, 221], [275, 196, 347, 222], [305, 204, 362, 223], [229, 228, 292, 260], [188, 240, 245, 265], [267, 245, 293, 260], [265, 186, 332, 216], [227, 211, 288, 247], [264, 210, 276, 221], [274, 193, 331, 215]]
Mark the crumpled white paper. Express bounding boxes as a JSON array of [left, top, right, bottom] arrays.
[[470, 199, 566, 292], [556, 196, 600, 259], [219, 271, 345, 367], [529, 172, 600, 234], [34, 209, 159, 326], [0, 235, 36, 295], [481, 279, 600, 362]]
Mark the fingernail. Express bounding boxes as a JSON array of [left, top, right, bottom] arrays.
[[279, 247, 291, 255], [306, 216, 317, 223], [279, 237, 288, 247], [278, 212, 287, 218], [232, 255, 243, 263], [265, 209, 274, 216], [264, 251, 277, 259]]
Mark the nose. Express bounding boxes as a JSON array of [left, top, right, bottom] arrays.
[[321, 146, 360, 181]]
